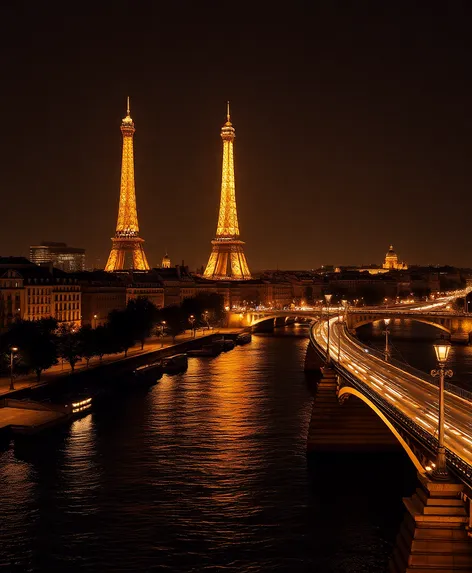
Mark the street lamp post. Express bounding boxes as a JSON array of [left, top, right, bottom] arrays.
[[342, 299, 349, 322], [383, 318, 391, 361], [202, 310, 209, 330], [188, 315, 196, 337], [338, 299, 348, 363], [160, 321, 167, 347], [431, 339, 453, 481], [324, 293, 332, 364], [9, 346, 18, 391], [93, 314, 98, 329]]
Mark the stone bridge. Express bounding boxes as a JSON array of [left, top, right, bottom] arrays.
[[347, 309, 472, 343], [228, 306, 472, 342], [228, 309, 322, 329], [307, 319, 472, 571]]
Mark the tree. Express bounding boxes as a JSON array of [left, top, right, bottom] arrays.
[[127, 297, 158, 349], [94, 324, 116, 362], [158, 305, 185, 343], [57, 324, 82, 372], [181, 293, 225, 328], [108, 309, 136, 357], [2, 318, 58, 381], [78, 325, 97, 367]]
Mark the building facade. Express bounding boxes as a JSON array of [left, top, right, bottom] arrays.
[[0, 270, 25, 330], [126, 272, 165, 309], [0, 259, 81, 330], [30, 242, 85, 272]]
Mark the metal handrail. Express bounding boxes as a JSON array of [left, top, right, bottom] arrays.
[[347, 309, 466, 316], [336, 363, 472, 485], [309, 321, 472, 486], [341, 326, 472, 403]]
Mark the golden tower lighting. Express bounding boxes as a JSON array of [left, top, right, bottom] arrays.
[[203, 103, 251, 280], [105, 97, 150, 272]]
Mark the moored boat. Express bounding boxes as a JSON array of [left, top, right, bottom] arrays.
[[69, 397, 93, 416], [223, 339, 235, 351], [188, 345, 219, 357], [132, 362, 163, 386], [161, 353, 188, 374], [235, 332, 252, 345], [61, 393, 93, 417]]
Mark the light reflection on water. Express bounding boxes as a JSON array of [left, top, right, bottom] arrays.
[[0, 327, 414, 572]]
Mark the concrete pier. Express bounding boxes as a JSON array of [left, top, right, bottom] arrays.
[[390, 473, 472, 572], [0, 399, 70, 435], [304, 343, 324, 371], [450, 332, 470, 344], [307, 367, 400, 452]]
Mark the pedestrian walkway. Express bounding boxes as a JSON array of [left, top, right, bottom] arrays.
[[0, 328, 230, 397]]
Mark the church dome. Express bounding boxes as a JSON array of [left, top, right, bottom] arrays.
[[161, 252, 171, 268]]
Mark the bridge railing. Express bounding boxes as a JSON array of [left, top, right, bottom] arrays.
[[348, 309, 465, 316], [309, 321, 472, 486], [334, 361, 472, 486], [341, 325, 472, 403]]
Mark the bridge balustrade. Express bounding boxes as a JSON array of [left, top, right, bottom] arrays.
[[310, 322, 472, 487], [340, 325, 472, 403]]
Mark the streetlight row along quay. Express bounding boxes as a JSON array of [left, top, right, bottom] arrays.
[[9, 346, 19, 391]]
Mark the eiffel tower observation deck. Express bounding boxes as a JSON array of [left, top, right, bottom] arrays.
[[105, 98, 150, 272], [203, 103, 251, 280]]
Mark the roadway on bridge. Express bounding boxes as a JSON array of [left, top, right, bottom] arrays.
[[312, 317, 472, 474]]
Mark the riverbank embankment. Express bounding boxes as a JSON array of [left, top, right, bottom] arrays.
[[1, 329, 245, 401]]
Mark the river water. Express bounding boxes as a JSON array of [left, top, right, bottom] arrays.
[[0, 322, 469, 572]]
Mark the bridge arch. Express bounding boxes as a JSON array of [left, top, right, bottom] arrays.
[[338, 386, 426, 474], [351, 315, 451, 334], [248, 313, 319, 327]]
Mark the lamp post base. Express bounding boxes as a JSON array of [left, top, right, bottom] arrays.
[[431, 466, 450, 481], [431, 447, 450, 481]]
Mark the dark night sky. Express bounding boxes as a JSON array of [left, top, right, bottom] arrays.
[[0, 1, 471, 270]]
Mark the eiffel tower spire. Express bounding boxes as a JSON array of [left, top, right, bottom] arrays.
[[105, 98, 150, 271], [203, 103, 251, 280]]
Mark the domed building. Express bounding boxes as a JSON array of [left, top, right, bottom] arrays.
[[161, 252, 171, 269], [383, 245, 407, 270]]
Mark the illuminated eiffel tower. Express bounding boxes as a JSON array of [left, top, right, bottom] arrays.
[[203, 103, 251, 280], [105, 98, 150, 272]]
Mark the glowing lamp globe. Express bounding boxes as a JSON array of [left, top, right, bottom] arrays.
[[433, 340, 451, 364]]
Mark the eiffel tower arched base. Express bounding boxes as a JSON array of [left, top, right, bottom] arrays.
[[105, 237, 150, 271], [203, 239, 251, 280]]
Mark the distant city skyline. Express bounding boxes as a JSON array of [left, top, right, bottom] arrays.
[[1, 4, 471, 269]]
